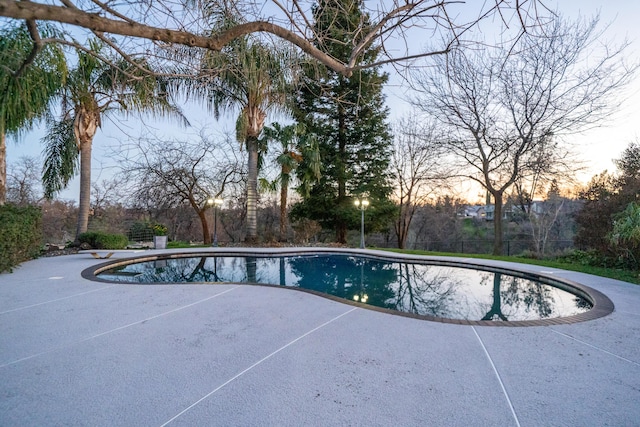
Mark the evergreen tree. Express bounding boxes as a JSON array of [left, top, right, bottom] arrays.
[[575, 142, 640, 255], [291, 0, 395, 243], [614, 141, 640, 200]]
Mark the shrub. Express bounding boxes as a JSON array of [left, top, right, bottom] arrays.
[[609, 202, 640, 270], [151, 222, 167, 236], [610, 202, 640, 246], [0, 204, 42, 273], [557, 249, 607, 267], [77, 231, 128, 249]]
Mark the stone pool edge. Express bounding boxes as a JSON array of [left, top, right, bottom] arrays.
[[80, 247, 615, 327]]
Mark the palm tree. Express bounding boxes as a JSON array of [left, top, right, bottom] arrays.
[[42, 41, 187, 240], [197, 25, 293, 243], [261, 122, 320, 241], [0, 23, 66, 205]]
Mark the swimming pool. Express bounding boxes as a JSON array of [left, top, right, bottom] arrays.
[[86, 250, 613, 326]]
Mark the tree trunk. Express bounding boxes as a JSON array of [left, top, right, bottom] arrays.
[[279, 180, 288, 242], [244, 106, 265, 244], [0, 132, 5, 206], [75, 136, 92, 240], [493, 191, 504, 255], [398, 230, 407, 249], [336, 104, 347, 244], [74, 104, 100, 242], [198, 208, 212, 245], [396, 202, 410, 249], [245, 136, 259, 243]]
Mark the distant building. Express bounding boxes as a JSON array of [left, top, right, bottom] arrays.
[[460, 205, 486, 218], [484, 204, 512, 221], [510, 200, 548, 219]]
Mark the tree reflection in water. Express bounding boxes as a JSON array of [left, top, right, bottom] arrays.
[[391, 263, 463, 318], [287, 256, 397, 308], [99, 254, 592, 321], [106, 256, 246, 283], [481, 273, 508, 321], [478, 272, 557, 321]]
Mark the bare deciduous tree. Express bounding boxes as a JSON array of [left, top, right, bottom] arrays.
[[527, 181, 566, 257], [411, 196, 465, 251], [121, 130, 245, 244], [41, 199, 77, 244], [390, 115, 449, 249], [411, 14, 635, 255], [91, 176, 127, 213], [6, 155, 41, 206]]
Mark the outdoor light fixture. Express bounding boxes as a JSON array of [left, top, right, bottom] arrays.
[[208, 197, 224, 247], [354, 198, 370, 249], [352, 293, 369, 303]]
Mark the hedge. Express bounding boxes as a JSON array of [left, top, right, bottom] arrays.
[[77, 231, 128, 250], [0, 204, 43, 273]]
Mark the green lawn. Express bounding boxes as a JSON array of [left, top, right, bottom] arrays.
[[379, 248, 640, 285], [165, 242, 639, 285]]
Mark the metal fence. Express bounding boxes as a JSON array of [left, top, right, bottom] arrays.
[[367, 235, 575, 256]]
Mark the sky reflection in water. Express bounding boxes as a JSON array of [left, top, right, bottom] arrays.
[[99, 254, 592, 322]]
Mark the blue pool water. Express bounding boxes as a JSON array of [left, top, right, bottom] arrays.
[[96, 254, 592, 322]]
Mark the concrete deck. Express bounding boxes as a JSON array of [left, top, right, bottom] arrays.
[[1, 248, 639, 426]]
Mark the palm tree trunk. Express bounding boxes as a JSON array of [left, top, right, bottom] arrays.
[[75, 137, 92, 240], [336, 105, 347, 244], [73, 103, 100, 242], [279, 180, 288, 242], [246, 136, 259, 243], [0, 132, 6, 206]]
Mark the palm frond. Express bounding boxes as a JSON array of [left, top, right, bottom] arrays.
[[0, 22, 66, 136], [41, 118, 79, 198], [90, 54, 190, 127], [259, 177, 278, 193]]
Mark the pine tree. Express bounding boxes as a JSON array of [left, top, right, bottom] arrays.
[[292, 0, 395, 243]]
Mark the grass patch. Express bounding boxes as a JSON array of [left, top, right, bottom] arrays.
[[167, 241, 209, 249], [78, 231, 128, 250], [379, 248, 640, 285]]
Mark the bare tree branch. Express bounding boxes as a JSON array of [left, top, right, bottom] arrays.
[[410, 13, 636, 254], [0, 0, 348, 74], [12, 19, 42, 77], [120, 128, 245, 244], [0, 0, 553, 77]]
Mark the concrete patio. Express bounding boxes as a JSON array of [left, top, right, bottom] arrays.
[[1, 248, 639, 426]]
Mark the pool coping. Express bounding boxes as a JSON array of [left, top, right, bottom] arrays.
[[81, 247, 615, 327]]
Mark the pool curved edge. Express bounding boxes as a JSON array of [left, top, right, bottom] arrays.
[[81, 247, 615, 327]]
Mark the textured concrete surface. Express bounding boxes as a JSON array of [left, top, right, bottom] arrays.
[[1, 248, 639, 426]]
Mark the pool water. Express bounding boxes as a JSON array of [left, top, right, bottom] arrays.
[[97, 254, 592, 322]]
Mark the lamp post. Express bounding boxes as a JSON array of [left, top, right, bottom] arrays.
[[207, 197, 223, 247], [354, 198, 369, 249]]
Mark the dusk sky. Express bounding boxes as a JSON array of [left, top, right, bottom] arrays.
[[5, 0, 640, 203]]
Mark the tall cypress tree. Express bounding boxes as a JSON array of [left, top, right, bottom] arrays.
[[292, 0, 395, 243]]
